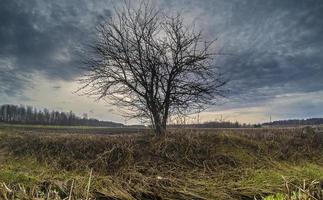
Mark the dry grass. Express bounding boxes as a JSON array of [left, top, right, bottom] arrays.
[[0, 126, 323, 199]]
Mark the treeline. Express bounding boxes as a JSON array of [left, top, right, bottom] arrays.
[[0, 104, 123, 127], [198, 121, 251, 128], [170, 121, 252, 128], [263, 118, 323, 126]]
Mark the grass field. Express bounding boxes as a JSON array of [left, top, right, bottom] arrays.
[[0, 125, 323, 199]]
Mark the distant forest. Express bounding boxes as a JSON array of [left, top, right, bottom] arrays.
[[0, 104, 123, 127], [171, 121, 252, 128], [1, 104, 322, 128], [171, 118, 323, 128], [263, 118, 323, 126]]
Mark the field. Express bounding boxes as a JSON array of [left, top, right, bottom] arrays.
[[0, 125, 323, 200]]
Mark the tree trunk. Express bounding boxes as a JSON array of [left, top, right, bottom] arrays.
[[154, 121, 163, 136], [160, 114, 168, 136], [152, 113, 166, 136]]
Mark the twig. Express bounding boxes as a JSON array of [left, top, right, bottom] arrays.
[[2, 182, 12, 193], [47, 184, 51, 199], [86, 168, 93, 200], [68, 179, 74, 200]]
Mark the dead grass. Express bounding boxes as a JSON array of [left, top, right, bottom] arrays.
[[0, 126, 323, 199]]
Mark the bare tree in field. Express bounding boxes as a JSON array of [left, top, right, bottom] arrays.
[[79, 2, 227, 136]]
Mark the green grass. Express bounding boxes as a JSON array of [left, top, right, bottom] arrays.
[[264, 193, 286, 200], [0, 170, 36, 186]]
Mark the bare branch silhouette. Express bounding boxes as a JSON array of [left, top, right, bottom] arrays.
[[78, 1, 227, 135]]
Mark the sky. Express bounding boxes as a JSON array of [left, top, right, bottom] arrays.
[[1, 0, 323, 124]]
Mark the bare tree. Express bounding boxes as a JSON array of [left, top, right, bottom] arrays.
[[78, 1, 227, 136]]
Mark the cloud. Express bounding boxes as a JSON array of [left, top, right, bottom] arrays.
[[2, 72, 124, 122], [195, 90, 323, 124], [0, 0, 112, 94], [53, 86, 61, 90]]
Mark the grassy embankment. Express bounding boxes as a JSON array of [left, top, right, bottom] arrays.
[[0, 125, 323, 199]]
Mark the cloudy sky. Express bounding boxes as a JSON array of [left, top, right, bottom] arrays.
[[1, 0, 323, 124]]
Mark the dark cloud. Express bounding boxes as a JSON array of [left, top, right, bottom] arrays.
[[1, 0, 323, 116], [158, 0, 323, 111], [181, 0, 323, 108], [224, 1, 323, 96], [0, 69, 29, 96], [53, 86, 61, 90], [0, 0, 112, 95]]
